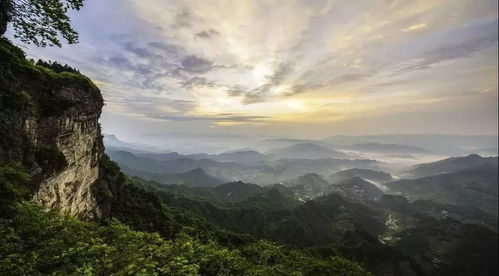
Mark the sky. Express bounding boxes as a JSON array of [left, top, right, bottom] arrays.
[[7, 0, 499, 142]]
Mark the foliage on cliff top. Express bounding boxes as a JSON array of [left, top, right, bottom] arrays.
[[0, 37, 102, 113]]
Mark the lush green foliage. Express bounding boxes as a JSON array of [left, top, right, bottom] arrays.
[[35, 59, 81, 74], [123, 174, 499, 276], [34, 144, 68, 175], [0, 162, 32, 214], [3, 0, 84, 47], [0, 164, 372, 275], [0, 37, 102, 112]]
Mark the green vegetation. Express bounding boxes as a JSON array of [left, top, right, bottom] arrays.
[[35, 60, 81, 74], [1, 0, 84, 47], [110, 168, 402, 274], [34, 145, 68, 176], [0, 37, 102, 114], [118, 168, 499, 276], [0, 163, 32, 214], [0, 163, 372, 275]]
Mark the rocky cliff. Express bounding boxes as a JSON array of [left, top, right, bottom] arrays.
[[0, 38, 110, 219]]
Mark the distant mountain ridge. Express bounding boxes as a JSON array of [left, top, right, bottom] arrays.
[[408, 154, 498, 177], [122, 166, 223, 187], [107, 149, 381, 185], [387, 163, 498, 218], [323, 134, 498, 155], [137, 150, 268, 165], [104, 134, 169, 154]]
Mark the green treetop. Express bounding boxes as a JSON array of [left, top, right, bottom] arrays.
[[0, 0, 83, 47]]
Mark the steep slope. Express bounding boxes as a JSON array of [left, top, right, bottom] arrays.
[[0, 38, 109, 219]]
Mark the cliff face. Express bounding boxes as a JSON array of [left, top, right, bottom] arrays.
[[0, 38, 109, 219]]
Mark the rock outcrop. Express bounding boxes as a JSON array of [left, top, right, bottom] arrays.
[[0, 38, 109, 219]]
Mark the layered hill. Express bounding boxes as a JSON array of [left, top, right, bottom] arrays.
[[408, 154, 498, 178], [387, 163, 498, 217], [107, 148, 382, 185]]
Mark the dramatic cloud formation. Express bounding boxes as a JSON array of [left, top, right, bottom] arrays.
[[9, 0, 498, 141]]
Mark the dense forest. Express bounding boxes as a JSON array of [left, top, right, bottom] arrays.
[[0, 160, 371, 275]]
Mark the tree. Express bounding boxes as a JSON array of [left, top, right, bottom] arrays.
[[0, 0, 84, 47]]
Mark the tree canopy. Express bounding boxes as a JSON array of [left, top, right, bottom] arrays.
[[0, 0, 83, 47]]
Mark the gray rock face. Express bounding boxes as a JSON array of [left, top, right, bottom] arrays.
[[0, 39, 109, 219], [25, 88, 107, 219], [30, 109, 105, 219]]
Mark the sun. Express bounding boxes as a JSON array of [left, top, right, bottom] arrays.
[[252, 60, 274, 84]]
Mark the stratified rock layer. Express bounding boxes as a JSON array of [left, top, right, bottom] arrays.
[[0, 38, 108, 219]]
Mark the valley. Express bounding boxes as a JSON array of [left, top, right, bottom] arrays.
[[102, 134, 499, 275]]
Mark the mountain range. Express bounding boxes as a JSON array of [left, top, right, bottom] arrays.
[[107, 148, 382, 185]]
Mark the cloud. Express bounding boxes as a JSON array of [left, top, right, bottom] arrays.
[[241, 63, 293, 104], [173, 11, 192, 28], [284, 72, 373, 96], [147, 41, 182, 56], [180, 55, 214, 74], [108, 56, 134, 70], [328, 73, 373, 85], [194, 29, 219, 39], [14, 0, 498, 137], [146, 112, 270, 123], [122, 42, 154, 58], [402, 23, 427, 32], [180, 76, 219, 88], [397, 33, 498, 73]]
